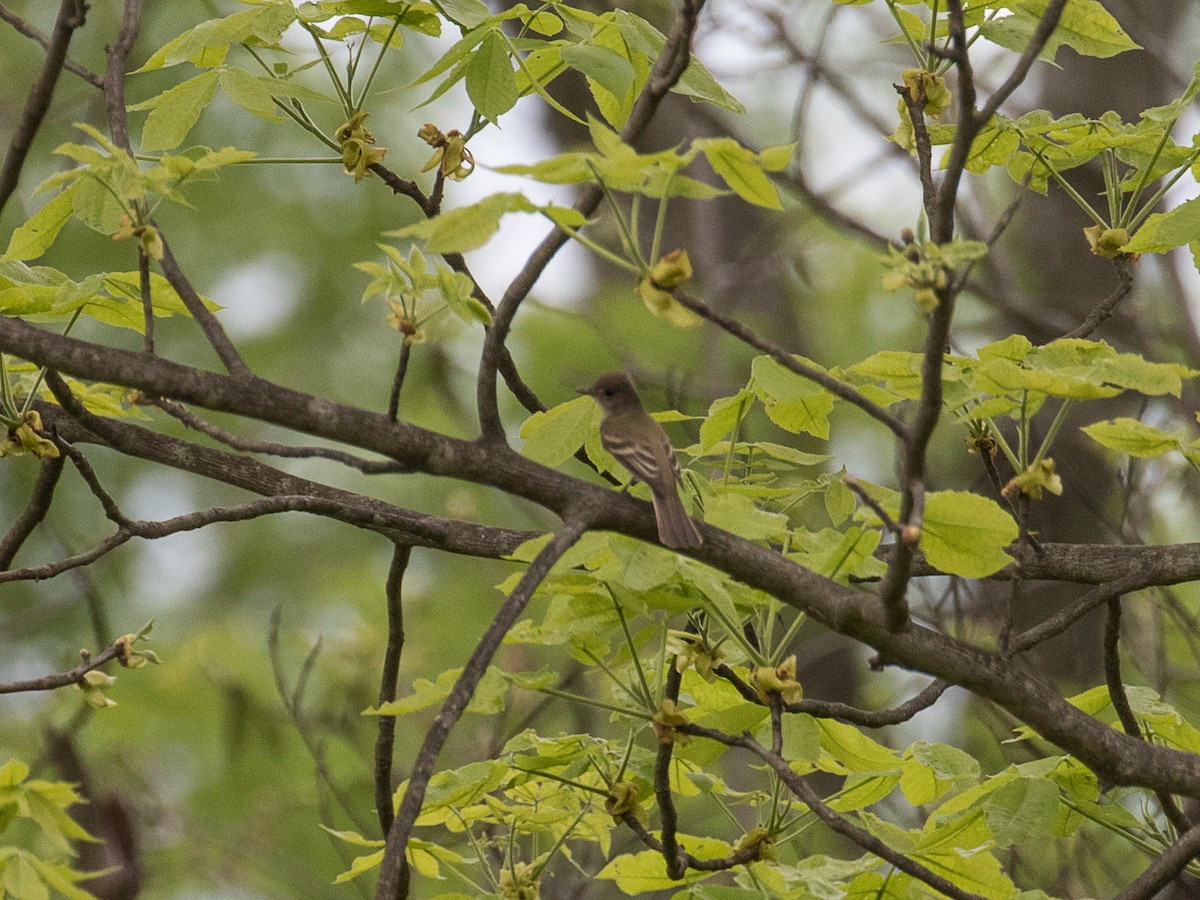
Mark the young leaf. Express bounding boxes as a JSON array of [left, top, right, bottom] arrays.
[[920, 491, 1018, 578], [137, 71, 221, 152], [519, 396, 595, 467], [1124, 196, 1200, 255], [3, 186, 75, 262], [466, 31, 519, 123], [1081, 418, 1180, 457], [695, 138, 783, 210], [560, 42, 635, 100]]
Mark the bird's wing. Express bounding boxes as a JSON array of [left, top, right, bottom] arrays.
[[601, 423, 682, 487]]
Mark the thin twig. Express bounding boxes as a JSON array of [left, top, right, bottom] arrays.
[[844, 475, 901, 536], [374, 544, 411, 837], [713, 664, 949, 727], [1113, 822, 1200, 900], [619, 811, 763, 872], [0, 0, 88, 214], [0, 2, 102, 88], [0, 454, 65, 569], [387, 343, 412, 422], [654, 655, 686, 879], [0, 642, 122, 695], [1105, 598, 1192, 834], [681, 724, 989, 900], [1010, 572, 1148, 654], [56, 439, 128, 525], [158, 237, 251, 377], [1059, 258, 1134, 341], [374, 520, 586, 900], [139, 247, 154, 354], [671, 289, 907, 438], [104, 0, 141, 154], [475, 0, 708, 442], [154, 398, 407, 474]]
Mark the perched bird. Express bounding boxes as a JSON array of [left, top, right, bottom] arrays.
[[578, 372, 703, 549]]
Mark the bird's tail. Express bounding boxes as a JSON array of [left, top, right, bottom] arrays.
[[651, 490, 703, 549]]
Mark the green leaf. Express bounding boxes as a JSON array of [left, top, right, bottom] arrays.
[[466, 31, 518, 123], [761, 391, 833, 439], [981, 0, 1140, 62], [3, 854, 49, 900], [751, 356, 834, 438], [434, 0, 490, 27], [703, 493, 790, 542], [695, 138, 782, 210], [332, 849, 385, 884], [219, 67, 282, 120], [816, 718, 901, 774], [983, 777, 1060, 847], [434, 265, 491, 325], [920, 491, 1017, 578], [138, 70, 220, 152], [675, 56, 745, 113], [899, 741, 981, 806], [1081, 418, 1180, 457], [388, 193, 583, 254], [698, 389, 753, 451], [3, 186, 75, 262], [519, 396, 595, 466], [824, 478, 854, 526], [1125, 196, 1200, 254], [560, 43, 635, 99], [596, 836, 728, 892], [367, 666, 507, 716]]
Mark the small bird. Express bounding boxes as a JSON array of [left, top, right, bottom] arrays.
[[578, 372, 703, 549]]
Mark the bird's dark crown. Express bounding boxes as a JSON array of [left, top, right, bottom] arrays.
[[578, 371, 638, 401]]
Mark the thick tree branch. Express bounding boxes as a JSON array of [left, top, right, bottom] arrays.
[[36, 401, 535, 560], [8, 322, 1200, 802]]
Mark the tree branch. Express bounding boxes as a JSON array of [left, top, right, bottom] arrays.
[[475, 0, 708, 441], [0, 454, 65, 569], [671, 288, 908, 439], [681, 724, 989, 900], [0, 0, 88, 214], [1113, 822, 1200, 900], [0, 641, 122, 695], [374, 519, 586, 899], [157, 237, 251, 377], [0, 2, 102, 88], [374, 543, 410, 838], [1059, 258, 1134, 340]]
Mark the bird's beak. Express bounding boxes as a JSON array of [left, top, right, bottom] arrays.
[[576, 385, 592, 396]]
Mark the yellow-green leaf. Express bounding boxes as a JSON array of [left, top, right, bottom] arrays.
[[1082, 418, 1179, 457], [920, 491, 1018, 578]]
